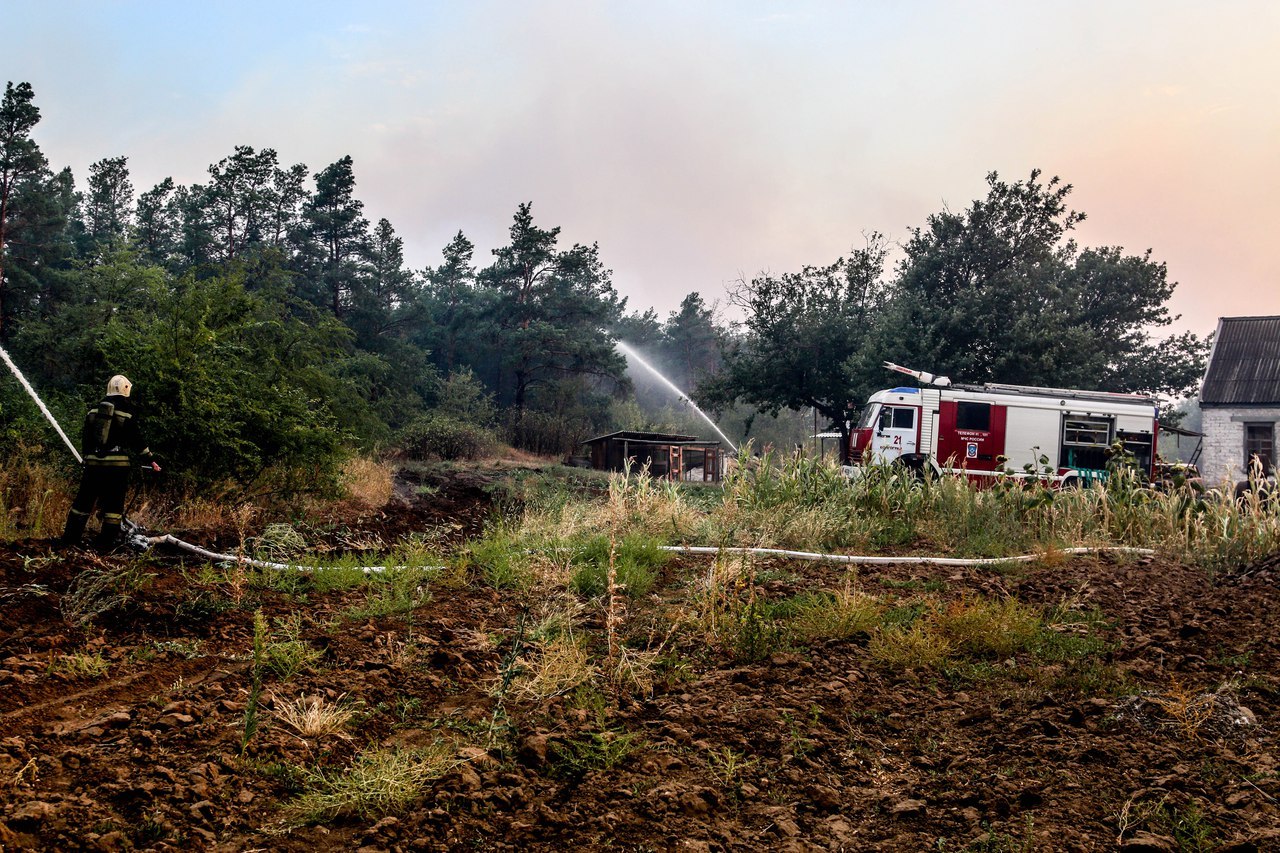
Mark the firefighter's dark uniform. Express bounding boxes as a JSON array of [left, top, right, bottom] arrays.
[[61, 393, 154, 550]]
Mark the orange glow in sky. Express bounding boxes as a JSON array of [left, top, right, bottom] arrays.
[[6, 1, 1278, 338]]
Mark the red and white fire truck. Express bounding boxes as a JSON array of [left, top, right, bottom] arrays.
[[847, 363, 1159, 484]]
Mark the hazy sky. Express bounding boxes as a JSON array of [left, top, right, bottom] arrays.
[[7, 1, 1278, 339]]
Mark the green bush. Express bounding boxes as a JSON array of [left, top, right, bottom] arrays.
[[398, 413, 495, 461]]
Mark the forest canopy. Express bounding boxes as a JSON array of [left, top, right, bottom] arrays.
[[0, 82, 1207, 488]]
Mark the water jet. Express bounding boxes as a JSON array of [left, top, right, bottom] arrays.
[[616, 341, 737, 453]]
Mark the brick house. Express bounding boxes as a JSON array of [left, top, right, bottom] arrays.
[[1198, 316, 1280, 486]]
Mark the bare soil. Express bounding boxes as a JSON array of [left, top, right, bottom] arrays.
[[3, 463, 1280, 851]]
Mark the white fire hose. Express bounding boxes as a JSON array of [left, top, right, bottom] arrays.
[[658, 544, 1154, 566], [142, 533, 400, 573], [2, 344, 1154, 573]]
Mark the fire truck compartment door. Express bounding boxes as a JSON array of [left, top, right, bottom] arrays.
[[1003, 405, 1061, 472], [1115, 412, 1157, 434], [873, 405, 918, 462]]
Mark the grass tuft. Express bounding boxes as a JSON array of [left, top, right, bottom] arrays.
[[868, 621, 955, 670], [512, 634, 595, 700], [48, 650, 111, 679], [934, 596, 1041, 658], [283, 743, 459, 825], [784, 586, 884, 642], [272, 693, 359, 739]]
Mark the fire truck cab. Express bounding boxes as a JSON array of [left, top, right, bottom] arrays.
[[848, 365, 1159, 485]]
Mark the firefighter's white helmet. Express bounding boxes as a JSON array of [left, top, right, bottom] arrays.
[[106, 375, 132, 397]]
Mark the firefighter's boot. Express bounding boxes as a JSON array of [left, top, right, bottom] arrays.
[[61, 509, 89, 548], [94, 514, 123, 553]]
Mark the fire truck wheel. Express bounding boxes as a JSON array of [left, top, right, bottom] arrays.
[[894, 457, 928, 483], [1061, 475, 1082, 489]]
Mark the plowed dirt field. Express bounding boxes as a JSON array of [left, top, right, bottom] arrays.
[[3, 465, 1279, 851]]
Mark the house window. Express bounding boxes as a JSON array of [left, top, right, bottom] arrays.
[[956, 401, 991, 431], [1244, 423, 1275, 474]]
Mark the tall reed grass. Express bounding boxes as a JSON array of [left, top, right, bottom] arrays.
[[0, 443, 73, 540], [591, 451, 1280, 568]]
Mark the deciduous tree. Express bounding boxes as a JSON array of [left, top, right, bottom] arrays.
[[880, 170, 1207, 397], [699, 235, 890, 458]]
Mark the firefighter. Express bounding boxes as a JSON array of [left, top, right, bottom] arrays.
[[61, 375, 161, 551]]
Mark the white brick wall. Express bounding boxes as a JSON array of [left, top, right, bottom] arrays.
[[1199, 407, 1280, 486]]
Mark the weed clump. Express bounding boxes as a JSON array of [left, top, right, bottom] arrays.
[[512, 634, 595, 701], [341, 568, 431, 622], [60, 564, 154, 627], [784, 587, 883, 642], [549, 729, 641, 780], [263, 613, 323, 680], [253, 523, 307, 560], [568, 532, 668, 598], [48, 650, 111, 679], [867, 622, 955, 671], [284, 744, 459, 824], [934, 597, 1041, 658], [463, 527, 535, 590]]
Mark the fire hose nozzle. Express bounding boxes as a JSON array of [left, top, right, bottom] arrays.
[[883, 361, 951, 387]]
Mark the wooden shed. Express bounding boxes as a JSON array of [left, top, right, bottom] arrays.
[[581, 430, 723, 482]]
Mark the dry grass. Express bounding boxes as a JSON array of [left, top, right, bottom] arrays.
[[497, 446, 551, 464], [933, 596, 1042, 658], [272, 693, 359, 739], [1149, 682, 1219, 741], [283, 743, 460, 825], [608, 643, 665, 697], [512, 634, 595, 701], [1112, 680, 1259, 748], [867, 622, 955, 670], [341, 457, 395, 509], [0, 445, 72, 540], [165, 485, 244, 531]]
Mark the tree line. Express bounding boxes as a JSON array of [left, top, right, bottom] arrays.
[[0, 80, 1207, 489], [700, 170, 1208, 454]]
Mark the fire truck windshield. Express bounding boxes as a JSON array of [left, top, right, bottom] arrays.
[[856, 403, 878, 430]]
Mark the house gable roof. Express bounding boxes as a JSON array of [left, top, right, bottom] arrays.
[[1201, 316, 1280, 406]]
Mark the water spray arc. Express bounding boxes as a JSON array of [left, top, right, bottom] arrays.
[[616, 341, 737, 452], [0, 344, 81, 463]]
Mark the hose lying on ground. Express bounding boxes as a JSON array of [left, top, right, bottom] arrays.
[[657, 544, 1155, 566], [144, 533, 396, 574], [147, 537, 1150, 576]]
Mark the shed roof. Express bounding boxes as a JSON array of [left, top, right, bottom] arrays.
[[581, 430, 701, 445], [1201, 316, 1280, 406]]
